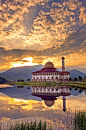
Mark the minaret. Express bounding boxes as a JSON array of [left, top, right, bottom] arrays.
[[61, 57, 65, 72], [62, 96, 66, 112]]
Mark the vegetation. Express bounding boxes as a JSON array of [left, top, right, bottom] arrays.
[[61, 82, 86, 89], [74, 111, 86, 130], [7, 120, 52, 130], [15, 81, 57, 86], [17, 79, 24, 82], [0, 76, 9, 84]]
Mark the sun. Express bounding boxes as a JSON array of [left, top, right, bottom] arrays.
[[12, 57, 38, 67]]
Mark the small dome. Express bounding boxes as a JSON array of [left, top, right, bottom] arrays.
[[44, 100, 55, 107], [44, 62, 54, 68]]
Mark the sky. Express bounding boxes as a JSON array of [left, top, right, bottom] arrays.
[[0, 0, 86, 72]]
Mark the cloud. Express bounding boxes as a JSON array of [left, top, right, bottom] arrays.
[[0, 0, 86, 71]]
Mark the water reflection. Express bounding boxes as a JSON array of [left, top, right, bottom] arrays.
[[17, 86, 24, 89], [31, 86, 71, 112], [0, 85, 86, 129]]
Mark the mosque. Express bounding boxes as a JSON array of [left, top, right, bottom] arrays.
[[31, 86, 71, 112], [32, 57, 70, 82]]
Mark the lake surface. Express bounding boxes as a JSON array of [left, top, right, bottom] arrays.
[[0, 84, 86, 129]]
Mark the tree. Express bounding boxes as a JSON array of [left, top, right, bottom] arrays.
[[27, 78, 30, 81], [84, 75, 86, 79], [69, 77, 72, 81], [0, 76, 9, 84], [74, 77, 78, 82], [17, 79, 24, 82], [78, 76, 82, 81]]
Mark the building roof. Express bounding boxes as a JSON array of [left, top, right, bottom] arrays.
[[44, 61, 54, 68], [32, 68, 59, 74], [32, 61, 70, 74], [32, 69, 70, 74]]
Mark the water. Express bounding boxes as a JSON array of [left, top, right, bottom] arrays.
[[0, 85, 86, 129]]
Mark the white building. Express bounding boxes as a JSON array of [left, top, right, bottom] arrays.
[[32, 57, 70, 82], [31, 86, 71, 112]]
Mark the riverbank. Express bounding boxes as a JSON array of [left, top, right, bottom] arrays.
[[9, 81, 86, 89], [15, 81, 86, 88], [14, 81, 57, 86], [0, 84, 13, 89], [61, 82, 86, 89]]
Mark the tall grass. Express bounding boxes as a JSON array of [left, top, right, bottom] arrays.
[[74, 111, 86, 130], [7, 120, 52, 130]]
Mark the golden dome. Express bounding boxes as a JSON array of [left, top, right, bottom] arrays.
[[44, 100, 55, 107], [44, 61, 54, 68]]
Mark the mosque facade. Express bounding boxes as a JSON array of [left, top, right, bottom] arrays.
[[32, 57, 70, 82], [31, 86, 71, 112]]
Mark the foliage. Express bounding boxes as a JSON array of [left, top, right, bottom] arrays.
[[61, 81, 86, 89], [27, 78, 30, 81], [8, 120, 52, 130], [84, 75, 86, 79], [0, 76, 9, 84], [78, 76, 82, 80], [74, 77, 78, 82], [74, 111, 86, 130], [15, 81, 57, 86], [17, 79, 24, 82]]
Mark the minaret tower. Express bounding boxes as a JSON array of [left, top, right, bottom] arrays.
[[61, 57, 65, 72], [62, 96, 66, 112]]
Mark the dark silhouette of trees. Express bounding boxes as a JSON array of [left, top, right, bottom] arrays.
[[0, 76, 9, 84], [78, 76, 82, 81], [27, 78, 30, 81], [79, 89, 83, 93], [84, 75, 86, 79], [74, 77, 78, 82], [69, 77, 72, 81], [17, 79, 24, 82]]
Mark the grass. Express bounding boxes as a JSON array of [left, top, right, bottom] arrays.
[[61, 82, 86, 89], [74, 111, 86, 130], [1, 110, 86, 130], [7, 120, 52, 130], [15, 81, 57, 86], [10, 81, 86, 89]]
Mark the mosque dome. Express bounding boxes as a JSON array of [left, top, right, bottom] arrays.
[[44, 100, 55, 107], [44, 62, 54, 68]]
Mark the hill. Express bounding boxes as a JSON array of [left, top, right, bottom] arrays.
[[0, 65, 43, 81], [0, 66, 86, 81], [69, 69, 86, 78]]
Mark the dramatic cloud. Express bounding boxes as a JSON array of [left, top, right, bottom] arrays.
[[0, 0, 86, 71]]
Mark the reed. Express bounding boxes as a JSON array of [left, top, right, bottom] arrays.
[[7, 120, 52, 130], [74, 111, 86, 130]]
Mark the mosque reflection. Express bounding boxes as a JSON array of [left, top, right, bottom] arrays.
[[31, 86, 71, 112]]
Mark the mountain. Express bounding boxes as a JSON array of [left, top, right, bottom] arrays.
[[69, 69, 86, 78], [0, 67, 86, 81], [0, 65, 43, 81]]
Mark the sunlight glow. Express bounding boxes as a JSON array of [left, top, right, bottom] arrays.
[[12, 57, 38, 67], [14, 99, 28, 103]]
